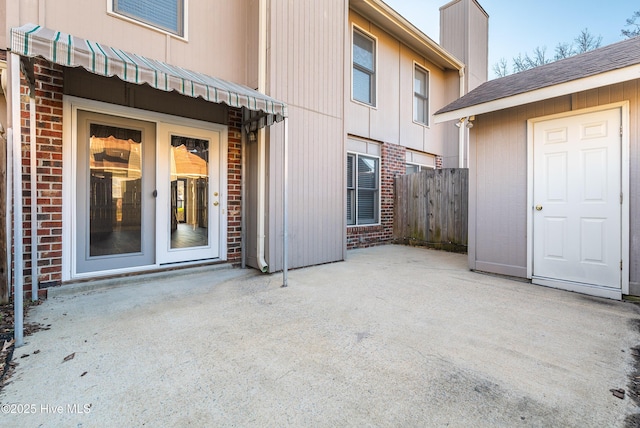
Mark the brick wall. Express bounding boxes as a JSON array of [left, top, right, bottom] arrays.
[[20, 59, 64, 293], [227, 108, 242, 263], [347, 141, 405, 249]]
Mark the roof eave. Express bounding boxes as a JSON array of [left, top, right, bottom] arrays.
[[349, 0, 464, 71], [434, 63, 640, 123]]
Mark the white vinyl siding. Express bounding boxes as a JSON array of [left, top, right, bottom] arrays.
[[347, 153, 379, 225], [413, 65, 429, 125], [352, 29, 376, 106], [113, 0, 184, 36]]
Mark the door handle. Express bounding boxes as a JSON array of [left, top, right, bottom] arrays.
[[535, 205, 543, 211], [152, 190, 158, 198]]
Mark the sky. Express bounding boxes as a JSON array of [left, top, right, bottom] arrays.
[[384, 0, 638, 79]]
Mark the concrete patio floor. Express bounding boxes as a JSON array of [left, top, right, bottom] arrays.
[[1, 245, 639, 427]]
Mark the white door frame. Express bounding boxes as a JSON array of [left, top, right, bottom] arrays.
[[62, 96, 228, 280], [526, 101, 630, 298]]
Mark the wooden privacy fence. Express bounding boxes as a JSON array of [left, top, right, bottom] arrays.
[[394, 168, 468, 252]]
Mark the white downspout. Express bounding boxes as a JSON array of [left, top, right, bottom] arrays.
[[240, 129, 247, 269], [10, 53, 24, 347], [458, 67, 465, 169], [1, 68, 11, 305], [282, 117, 288, 287], [30, 97, 37, 301], [256, 0, 268, 272]]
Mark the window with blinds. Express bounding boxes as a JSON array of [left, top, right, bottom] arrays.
[[113, 0, 184, 36], [347, 153, 379, 225]]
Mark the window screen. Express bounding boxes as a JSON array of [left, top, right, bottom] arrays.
[[353, 29, 376, 105], [114, 0, 184, 36], [414, 66, 429, 124], [346, 153, 379, 225]]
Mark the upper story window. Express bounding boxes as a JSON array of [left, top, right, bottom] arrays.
[[414, 65, 429, 125], [352, 28, 376, 106], [113, 0, 184, 36]]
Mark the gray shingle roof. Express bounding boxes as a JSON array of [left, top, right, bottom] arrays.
[[436, 35, 640, 115]]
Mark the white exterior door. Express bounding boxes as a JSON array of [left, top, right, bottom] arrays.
[[75, 110, 157, 274], [156, 123, 223, 264], [532, 108, 622, 298], [69, 100, 227, 279]]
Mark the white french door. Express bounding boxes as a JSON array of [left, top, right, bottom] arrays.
[[156, 123, 222, 264], [71, 100, 227, 278], [76, 110, 157, 273], [532, 107, 622, 297]]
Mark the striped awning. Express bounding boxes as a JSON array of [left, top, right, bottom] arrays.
[[10, 24, 287, 123]]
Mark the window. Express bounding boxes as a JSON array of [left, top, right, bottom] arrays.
[[406, 164, 420, 175], [352, 29, 376, 106], [347, 153, 379, 225], [405, 163, 433, 174], [414, 65, 429, 125], [113, 0, 184, 36]]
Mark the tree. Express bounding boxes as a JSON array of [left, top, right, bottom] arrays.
[[622, 10, 640, 38], [511, 47, 551, 74], [574, 28, 602, 53], [492, 58, 509, 78], [554, 42, 573, 60], [492, 28, 601, 77]]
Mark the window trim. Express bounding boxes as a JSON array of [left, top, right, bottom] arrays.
[[107, 0, 189, 40], [351, 24, 378, 108], [347, 151, 381, 227], [412, 62, 430, 127]]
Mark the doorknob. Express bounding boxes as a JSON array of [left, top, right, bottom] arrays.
[[535, 205, 543, 211], [213, 201, 219, 206]]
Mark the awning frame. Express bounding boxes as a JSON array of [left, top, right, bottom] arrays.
[[10, 24, 288, 126]]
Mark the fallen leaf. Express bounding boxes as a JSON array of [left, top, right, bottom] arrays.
[[63, 353, 75, 363], [1, 339, 15, 353], [610, 388, 625, 399]]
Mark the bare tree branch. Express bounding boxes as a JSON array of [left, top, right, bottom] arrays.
[[491, 27, 604, 78], [622, 10, 640, 38], [574, 28, 602, 53], [554, 42, 574, 60], [492, 58, 509, 78]]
